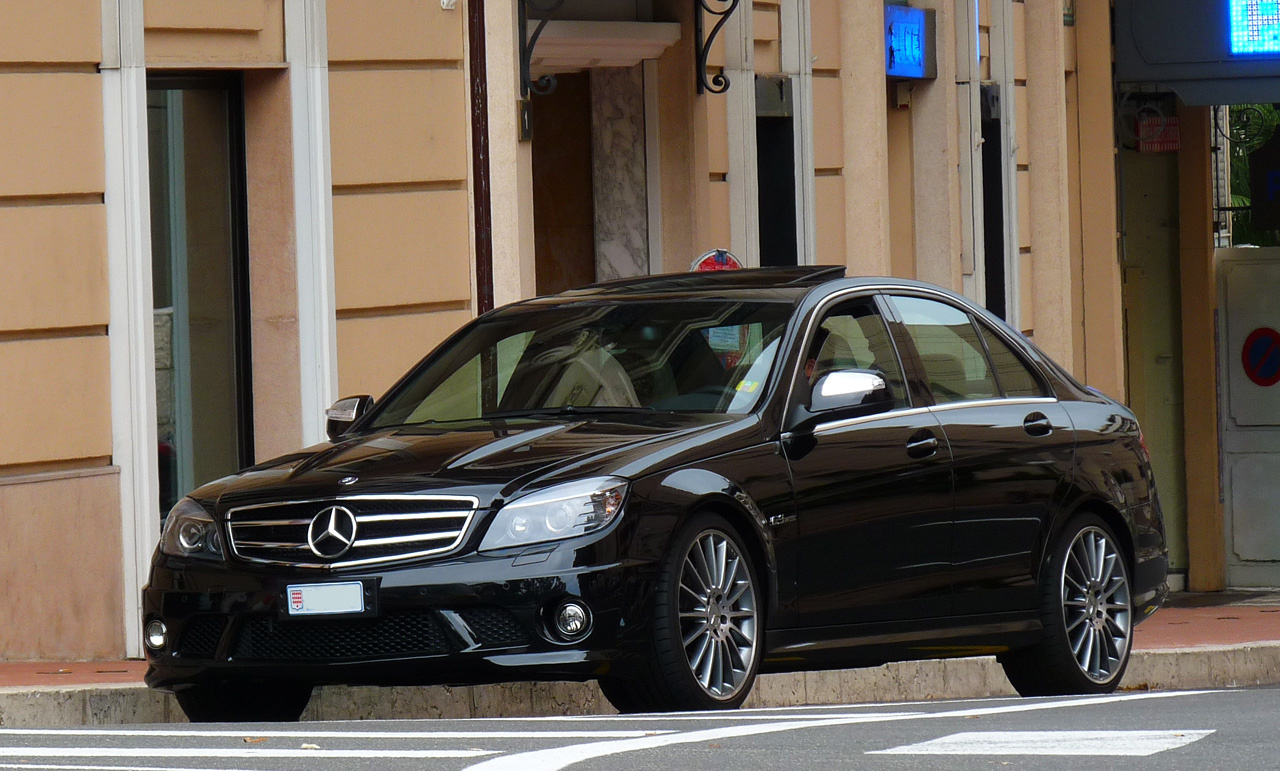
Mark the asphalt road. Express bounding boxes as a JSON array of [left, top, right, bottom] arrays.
[[0, 687, 1275, 770]]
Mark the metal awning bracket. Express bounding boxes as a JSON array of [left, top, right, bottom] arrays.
[[695, 0, 741, 94]]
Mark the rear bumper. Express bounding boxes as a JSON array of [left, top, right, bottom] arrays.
[[142, 546, 655, 692]]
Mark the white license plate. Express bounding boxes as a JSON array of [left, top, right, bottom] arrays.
[[286, 582, 364, 616]]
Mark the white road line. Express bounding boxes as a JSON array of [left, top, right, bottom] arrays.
[[461, 691, 1212, 771], [870, 730, 1216, 756], [0, 748, 493, 759], [0, 729, 669, 740]]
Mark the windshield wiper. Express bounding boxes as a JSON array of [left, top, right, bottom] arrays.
[[482, 406, 660, 420]]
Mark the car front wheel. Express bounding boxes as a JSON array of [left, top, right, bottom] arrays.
[[599, 513, 762, 713], [174, 681, 312, 722], [1000, 513, 1134, 696]]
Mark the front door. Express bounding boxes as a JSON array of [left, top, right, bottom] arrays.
[[885, 294, 1074, 615], [1219, 249, 1280, 586], [788, 295, 954, 626]]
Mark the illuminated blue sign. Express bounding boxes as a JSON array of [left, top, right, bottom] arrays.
[[885, 5, 936, 80], [1231, 0, 1280, 55]]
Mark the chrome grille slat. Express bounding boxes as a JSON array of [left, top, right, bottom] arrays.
[[353, 532, 461, 548], [357, 511, 473, 523], [225, 495, 479, 569]]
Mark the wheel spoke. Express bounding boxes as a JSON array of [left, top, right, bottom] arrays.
[[701, 537, 718, 589], [723, 554, 740, 593], [1100, 552, 1117, 586], [683, 623, 709, 648], [1067, 547, 1090, 586], [684, 557, 709, 594], [715, 539, 728, 591]]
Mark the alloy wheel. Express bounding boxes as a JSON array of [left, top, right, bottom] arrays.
[[678, 530, 758, 700], [1061, 526, 1132, 684]]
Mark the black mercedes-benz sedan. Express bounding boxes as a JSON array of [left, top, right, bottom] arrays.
[[143, 267, 1168, 721]]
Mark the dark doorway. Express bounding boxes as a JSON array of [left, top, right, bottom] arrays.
[[981, 84, 1008, 321], [757, 116, 798, 267], [757, 76, 798, 267], [531, 72, 596, 295], [147, 73, 253, 515]]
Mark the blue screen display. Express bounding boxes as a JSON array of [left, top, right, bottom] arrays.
[[1231, 0, 1280, 55], [885, 5, 928, 78]]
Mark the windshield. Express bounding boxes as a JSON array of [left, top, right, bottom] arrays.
[[370, 300, 794, 428]]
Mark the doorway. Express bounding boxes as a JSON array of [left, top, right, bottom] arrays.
[[147, 74, 254, 515]]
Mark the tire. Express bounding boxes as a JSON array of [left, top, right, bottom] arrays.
[[175, 681, 312, 722], [999, 513, 1134, 697], [599, 513, 762, 713]]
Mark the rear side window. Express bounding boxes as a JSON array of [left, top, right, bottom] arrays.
[[891, 296, 999, 404], [978, 324, 1046, 398]]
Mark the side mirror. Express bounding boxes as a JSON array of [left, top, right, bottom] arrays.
[[810, 370, 892, 415], [325, 395, 374, 441], [787, 370, 894, 436]]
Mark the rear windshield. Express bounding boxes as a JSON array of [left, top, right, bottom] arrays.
[[370, 300, 794, 428]]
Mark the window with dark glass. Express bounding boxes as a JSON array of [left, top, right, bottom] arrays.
[[892, 295, 1000, 404], [803, 298, 909, 409], [978, 323, 1045, 398], [148, 75, 252, 516]]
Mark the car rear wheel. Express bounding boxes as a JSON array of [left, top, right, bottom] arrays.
[[1000, 513, 1133, 696], [599, 513, 762, 713], [175, 681, 312, 722]]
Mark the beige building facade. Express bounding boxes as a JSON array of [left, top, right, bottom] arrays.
[[0, 0, 1128, 660]]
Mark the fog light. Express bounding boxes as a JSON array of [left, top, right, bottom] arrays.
[[145, 620, 167, 651], [554, 600, 591, 640]]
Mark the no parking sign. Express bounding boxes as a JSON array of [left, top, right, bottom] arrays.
[[1242, 327, 1280, 387]]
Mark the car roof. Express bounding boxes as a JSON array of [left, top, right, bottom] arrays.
[[506, 268, 988, 314], [555, 266, 848, 296]]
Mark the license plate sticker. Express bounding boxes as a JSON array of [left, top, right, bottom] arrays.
[[286, 582, 364, 616]]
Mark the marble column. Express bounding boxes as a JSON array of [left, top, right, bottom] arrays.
[[591, 65, 650, 280]]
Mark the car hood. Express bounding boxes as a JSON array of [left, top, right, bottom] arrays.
[[201, 413, 761, 512]]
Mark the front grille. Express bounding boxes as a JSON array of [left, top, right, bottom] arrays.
[[458, 607, 530, 647], [232, 613, 450, 660], [178, 616, 227, 658], [226, 495, 478, 569]]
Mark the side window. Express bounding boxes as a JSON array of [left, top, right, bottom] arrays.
[[803, 298, 909, 409], [978, 324, 1046, 398], [892, 296, 999, 405]]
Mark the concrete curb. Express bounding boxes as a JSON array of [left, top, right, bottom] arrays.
[[1, 644, 1276, 726]]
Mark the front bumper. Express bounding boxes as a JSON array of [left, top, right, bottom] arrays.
[[142, 545, 654, 692]]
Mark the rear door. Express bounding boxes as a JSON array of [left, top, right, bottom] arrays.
[[787, 294, 955, 626], [885, 294, 1075, 615]]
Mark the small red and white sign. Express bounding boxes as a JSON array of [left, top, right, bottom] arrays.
[[289, 588, 304, 612], [690, 249, 743, 272]]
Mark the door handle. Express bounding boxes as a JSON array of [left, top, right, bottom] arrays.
[[906, 430, 939, 460], [1024, 412, 1053, 437]]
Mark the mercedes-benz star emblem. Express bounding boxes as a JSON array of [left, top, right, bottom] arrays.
[[339, 476, 358, 486], [307, 506, 358, 559]]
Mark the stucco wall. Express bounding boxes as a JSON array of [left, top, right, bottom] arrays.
[[0, 1, 124, 659], [327, 0, 475, 399]]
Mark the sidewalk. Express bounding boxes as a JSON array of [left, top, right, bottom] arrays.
[[2, 592, 1278, 726]]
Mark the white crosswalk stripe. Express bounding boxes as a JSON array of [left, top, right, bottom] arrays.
[[869, 729, 1216, 756]]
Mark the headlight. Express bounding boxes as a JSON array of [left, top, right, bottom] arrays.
[[479, 477, 627, 552], [160, 498, 224, 560]]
